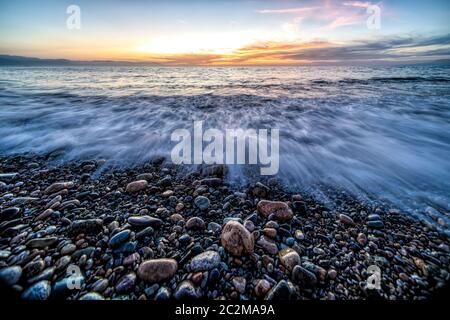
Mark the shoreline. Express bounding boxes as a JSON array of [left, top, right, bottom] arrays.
[[0, 154, 449, 300]]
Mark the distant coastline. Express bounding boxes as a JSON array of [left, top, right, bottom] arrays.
[[1, 54, 449, 67]]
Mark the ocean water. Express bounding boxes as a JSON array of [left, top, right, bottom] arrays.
[[0, 65, 449, 229]]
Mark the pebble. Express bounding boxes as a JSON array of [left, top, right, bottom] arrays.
[[79, 292, 105, 300], [21, 280, 51, 300], [0, 207, 21, 221], [186, 217, 206, 230], [189, 251, 221, 272], [128, 215, 163, 228], [220, 221, 254, 256], [125, 180, 148, 193], [278, 248, 300, 271], [26, 237, 58, 249], [254, 279, 271, 298], [339, 214, 354, 225], [109, 229, 131, 249], [257, 236, 278, 255], [367, 220, 384, 229], [265, 280, 296, 300], [137, 259, 178, 282], [257, 200, 293, 221], [115, 272, 137, 294], [69, 219, 103, 235], [155, 286, 171, 300], [232, 277, 246, 294], [0, 266, 22, 286], [194, 196, 210, 210], [174, 280, 199, 299], [292, 265, 317, 287], [357, 233, 367, 246], [294, 230, 305, 240], [44, 182, 74, 194]]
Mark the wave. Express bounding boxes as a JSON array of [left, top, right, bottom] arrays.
[[0, 66, 449, 232]]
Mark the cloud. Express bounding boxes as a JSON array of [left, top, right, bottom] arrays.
[[343, 1, 372, 8], [142, 33, 450, 65], [326, 16, 362, 29], [257, 7, 318, 14]]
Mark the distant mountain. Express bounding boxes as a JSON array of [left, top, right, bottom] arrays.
[[0, 54, 160, 66]]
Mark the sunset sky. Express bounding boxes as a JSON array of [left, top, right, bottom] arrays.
[[0, 0, 449, 65]]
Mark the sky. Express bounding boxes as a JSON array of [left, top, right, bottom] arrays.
[[0, 0, 449, 65]]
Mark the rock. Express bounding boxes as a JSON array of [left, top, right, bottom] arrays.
[[69, 219, 103, 235], [155, 287, 171, 300], [0, 207, 21, 221], [232, 277, 246, 294], [123, 253, 140, 266], [257, 236, 278, 255], [254, 279, 271, 298], [220, 221, 254, 256], [136, 173, 153, 181], [0, 173, 18, 182], [292, 265, 317, 287], [136, 227, 154, 239], [26, 237, 58, 249], [0, 266, 22, 286], [327, 269, 337, 280], [339, 214, 354, 225], [262, 227, 277, 238], [115, 272, 136, 294], [109, 229, 131, 249], [367, 220, 384, 229], [126, 180, 148, 193], [92, 279, 109, 293], [24, 259, 45, 278], [35, 209, 54, 221], [137, 259, 178, 283], [194, 196, 210, 210], [264, 280, 296, 300], [257, 200, 293, 222], [278, 248, 300, 271], [357, 233, 367, 246], [413, 257, 428, 276], [21, 280, 51, 300], [252, 182, 270, 198], [244, 220, 255, 232], [79, 292, 105, 300], [128, 215, 162, 228], [294, 230, 305, 240], [207, 222, 221, 233], [186, 217, 206, 230], [60, 243, 76, 255], [368, 214, 382, 221], [189, 251, 221, 272], [162, 190, 174, 197], [174, 280, 199, 299], [44, 182, 74, 194]]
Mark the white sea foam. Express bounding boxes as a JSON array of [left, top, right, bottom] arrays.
[[0, 65, 449, 229]]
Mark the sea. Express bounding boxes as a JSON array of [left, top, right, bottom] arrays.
[[0, 65, 449, 230]]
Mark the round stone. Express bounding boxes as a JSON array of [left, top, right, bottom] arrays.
[[220, 221, 254, 256], [194, 196, 210, 210], [137, 259, 178, 283], [21, 280, 51, 300], [189, 251, 221, 272]]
